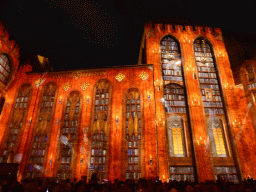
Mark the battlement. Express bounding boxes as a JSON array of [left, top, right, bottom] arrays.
[[145, 21, 222, 34]]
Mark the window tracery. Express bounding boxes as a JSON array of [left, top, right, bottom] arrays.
[[160, 36, 183, 82], [167, 115, 186, 157], [207, 117, 227, 157], [57, 91, 82, 180], [26, 82, 58, 179], [125, 88, 142, 180], [194, 37, 238, 180], [90, 80, 111, 180], [0, 83, 32, 163], [0, 54, 11, 84], [194, 38, 224, 114]]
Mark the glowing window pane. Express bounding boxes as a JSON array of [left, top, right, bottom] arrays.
[[172, 128, 184, 155], [213, 128, 226, 155]]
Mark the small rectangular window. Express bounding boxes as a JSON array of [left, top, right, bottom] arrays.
[[128, 149, 133, 156], [128, 157, 133, 163], [134, 149, 139, 155]]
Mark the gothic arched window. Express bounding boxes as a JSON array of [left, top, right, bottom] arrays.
[[26, 82, 58, 179], [194, 37, 224, 114], [124, 88, 142, 180], [0, 54, 11, 84], [160, 36, 183, 82], [207, 117, 228, 157], [164, 83, 194, 180], [56, 91, 82, 180], [90, 80, 111, 180], [167, 115, 186, 157], [194, 37, 236, 181], [0, 83, 32, 163]]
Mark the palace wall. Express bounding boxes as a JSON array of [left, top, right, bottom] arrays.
[[1, 21, 256, 182]]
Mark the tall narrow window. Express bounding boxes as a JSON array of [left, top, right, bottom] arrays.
[[0, 83, 32, 163], [194, 38, 236, 179], [167, 115, 186, 157], [194, 38, 229, 155], [161, 36, 183, 82], [90, 80, 111, 180], [194, 38, 224, 114], [161, 35, 193, 181], [57, 91, 82, 180], [0, 54, 11, 84], [207, 117, 227, 157], [26, 82, 58, 179], [125, 88, 142, 180]]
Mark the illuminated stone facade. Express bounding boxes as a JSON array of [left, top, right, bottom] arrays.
[[0, 21, 256, 183]]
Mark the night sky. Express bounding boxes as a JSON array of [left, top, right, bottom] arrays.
[[0, 0, 256, 74]]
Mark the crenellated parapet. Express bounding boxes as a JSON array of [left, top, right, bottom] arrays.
[[138, 21, 225, 65], [143, 22, 224, 47], [144, 22, 222, 36]]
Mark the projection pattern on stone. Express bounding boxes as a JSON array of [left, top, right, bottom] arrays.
[[61, 135, 72, 147], [34, 164, 42, 171], [236, 102, 253, 140], [14, 153, 22, 163], [80, 145, 86, 154]]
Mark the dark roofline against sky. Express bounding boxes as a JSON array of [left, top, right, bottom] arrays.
[[26, 63, 153, 75]]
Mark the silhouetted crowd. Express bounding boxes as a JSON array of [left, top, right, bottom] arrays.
[[1, 176, 256, 192]]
